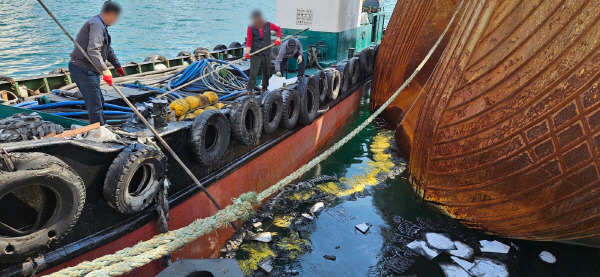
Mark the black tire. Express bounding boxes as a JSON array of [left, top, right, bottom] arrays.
[[359, 48, 374, 77], [190, 110, 231, 166], [214, 44, 228, 51], [0, 152, 85, 263], [144, 54, 168, 64], [259, 91, 283, 134], [297, 76, 320, 125], [325, 69, 341, 100], [348, 57, 360, 86], [229, 42, 242, 48], [229, 97, 263, 146], [312, 71, 329, 104], [336, 62, 350, 95], [104, 143, 167, 214], [280, 89, 301, 129]]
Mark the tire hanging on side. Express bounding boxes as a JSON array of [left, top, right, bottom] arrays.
[[348, 57, 360, 86], [280, 89, 301, 129], [336, 62, 350, 95], [259, 91, 284, 134], [325, 69, 341, 100], [0, 152, 85, 263], [297, 76, 320, 125], [104, 143, 167, 214], [359, 48, 374, 77], [190, 110, 231, 165], [311, 70, 329, 104], [229, 97, 263, 146]]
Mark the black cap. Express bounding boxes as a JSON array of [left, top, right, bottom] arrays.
[[288, 39, 296, 47], [102, 1, 122, 14]]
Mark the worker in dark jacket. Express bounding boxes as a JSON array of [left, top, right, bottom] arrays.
[[68, 1, 126, 125], [245, 10, 281, 96], [275, 38, 305, 78]]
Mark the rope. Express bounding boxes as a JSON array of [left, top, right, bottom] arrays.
[[46, 1, 464, 276]]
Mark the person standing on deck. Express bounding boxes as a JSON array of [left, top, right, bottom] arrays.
[[68, 1, 126, 126], [245, 10, 282, 96], [275, 38, 305, 78]]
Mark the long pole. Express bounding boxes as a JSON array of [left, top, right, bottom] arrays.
[[155, 28, 310, 98], [35, 0, 237, 229]]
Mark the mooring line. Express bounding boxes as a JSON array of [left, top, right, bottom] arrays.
[[46, 0, 465, 275]]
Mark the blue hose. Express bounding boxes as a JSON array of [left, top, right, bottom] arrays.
[[29, 101, 133, 112], [52, 111, 131, 117], [13, 101, 37, 108]]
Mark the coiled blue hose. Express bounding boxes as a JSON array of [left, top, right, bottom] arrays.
[[13, 101, 37, 108]]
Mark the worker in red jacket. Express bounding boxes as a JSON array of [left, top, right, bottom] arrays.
[[245, 10, 281, 96]]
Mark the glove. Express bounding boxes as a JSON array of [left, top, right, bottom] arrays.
[[274, 37, 281, 45], [102, 71, 114, 86], [115, 67, 126, 77], [297, 55, 303, 64], [276, 72, 282, 77], [244, 53, 251, 60]]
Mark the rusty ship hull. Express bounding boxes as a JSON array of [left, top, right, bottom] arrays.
[[372, 0, 600, 245]]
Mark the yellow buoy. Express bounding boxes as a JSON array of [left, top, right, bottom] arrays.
[[204, 106, 217, 111], [169, 99, 190, 117], [177, 114, 186, 121], [196, 94, 211, 107], [203, 91, 218, 104], [213, 102, 225, 109], [185, 96, 202, 110], [193, 109, 205, 116], [185, 113, 196, 120]]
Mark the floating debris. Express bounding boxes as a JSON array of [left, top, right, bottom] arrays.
[[236, 242, 275, 275], [468, 258, 509, 277], [425, 233, 456, 250], [539, 251, 556, 264], [447, 241, 474, 260], [301, 213, 314, 220], [439, 262, 472, 277], [451, 256, 474, 272], [257, 256, 274, 274], [355, 223, 372, 234], [323, 255, 337, 261], [252, 222, 263, 229], [406, 240, 442, 260], [251, 232, 273, 243], [479, 240, 510, 254], [310, 202, 325, 214], [326, 206, 356, 222]]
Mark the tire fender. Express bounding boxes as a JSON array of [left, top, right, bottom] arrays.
[[325, 69, 341, 100], [280, 89, 301, 129], [312, 71, 329, 104], [103, 143, 167, 214], [348, 57, 360, 86], [190, 110, 231, 166], [229, 97, 263, 146], [0, 152, 85, 263], [297, 76, 320, 125], [336, 62, 350, 95], [259, 91, 284, 134]]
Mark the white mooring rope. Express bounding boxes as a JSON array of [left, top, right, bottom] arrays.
[[47, 1, 464, 275]]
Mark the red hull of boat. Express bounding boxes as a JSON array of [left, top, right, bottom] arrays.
[[39, 86, 365, 276]]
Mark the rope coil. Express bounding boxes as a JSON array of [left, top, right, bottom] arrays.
[[46, 1, 464, 275]]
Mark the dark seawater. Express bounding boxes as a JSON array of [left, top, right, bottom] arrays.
[[0, 0, 396, 78], [233, 95, 600, 277]]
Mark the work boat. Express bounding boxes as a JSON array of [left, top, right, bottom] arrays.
[[0, 0, 384, 275], [372, 0, 600, 247]]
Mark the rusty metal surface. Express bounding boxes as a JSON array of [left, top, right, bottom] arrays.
[[398, 0, 600, 243], [370, 0, 460, 156]]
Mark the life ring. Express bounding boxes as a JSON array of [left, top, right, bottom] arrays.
[[336, 62, 350, 95], [325, 69, 341, 100], [280, 89, 301, 129], [229, 97, 263, 146], [0, 152, 85, 263], [348, 57, 360, 86], [312, 70, 329, 104], [259, 91, 283, 134], [297, 76, 320, 125], [103, 143, 167, 214], [190, 110, 231, 166]]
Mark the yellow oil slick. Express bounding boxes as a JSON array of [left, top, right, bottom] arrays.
[[317, 182, 342, 194], [237, 242, 276, 275], [289, 190, 314, 201], [275, 230, 311, 260], [273, 216, 293, 228]]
